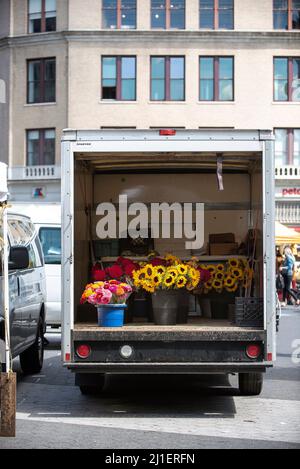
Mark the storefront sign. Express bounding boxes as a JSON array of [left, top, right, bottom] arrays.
[[281, 188, 300, 197]]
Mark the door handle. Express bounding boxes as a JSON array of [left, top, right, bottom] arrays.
[[17, 277, 20, 296]]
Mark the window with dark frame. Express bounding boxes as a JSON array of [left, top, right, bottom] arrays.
[[273, 0, 300, 30], [151, 56, 185, 101], [199, 56, 234, 101], [102, 56, 136, 100], [275, 129, 300, 166], [199, 0, 234, 30], [151, 0, 185, 29], [274, 57, 300, 101], [27, 129, 56, 166], [102, 0, 136, 29], [28, 0, 56, 33], [27, 58, 56, 104]]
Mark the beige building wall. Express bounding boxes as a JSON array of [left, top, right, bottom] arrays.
[[0, 0, 299, 167], [10, 41, 68, 166], [68, 38, 300, 132]]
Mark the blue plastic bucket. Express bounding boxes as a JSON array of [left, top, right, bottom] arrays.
[[97, 304, 127, 327]]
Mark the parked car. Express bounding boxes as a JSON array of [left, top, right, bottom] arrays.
[[9, 204, 61, 328], [37, 223, 61, 328], [0, 212, 46, 374]]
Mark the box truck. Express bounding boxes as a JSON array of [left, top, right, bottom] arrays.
[[61, 129, 276, 396]]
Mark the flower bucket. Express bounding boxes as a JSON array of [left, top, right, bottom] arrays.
[[176, 290, 190, 324], [152, 291, 179, 325], [97, 304, 127, 327]]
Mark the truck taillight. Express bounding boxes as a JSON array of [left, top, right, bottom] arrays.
[[76, 344, 91, 359], [246, 344, 261, 359], [159, 129, 176, 136]]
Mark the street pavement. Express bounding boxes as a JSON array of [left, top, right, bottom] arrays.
[[0, 308, 300, 449]]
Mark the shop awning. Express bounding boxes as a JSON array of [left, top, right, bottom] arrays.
[[275, 221, 300, 245]]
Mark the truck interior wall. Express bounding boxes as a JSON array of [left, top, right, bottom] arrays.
[[74, 163, 93, 315], [92, 173, 251, 253], [73, 154, 263, 324]]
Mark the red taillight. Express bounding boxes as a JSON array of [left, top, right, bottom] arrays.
[[65, 353, 71, 362], [159, 129, 176, 136], [246, 344, 262, 359], [76, 344, 91, 359]]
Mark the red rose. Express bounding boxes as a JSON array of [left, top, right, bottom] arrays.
[[150, 257, 167, 267], [124, 263, 137, 277], [92, 264, 106, 281], [106, 264, 123, 279]]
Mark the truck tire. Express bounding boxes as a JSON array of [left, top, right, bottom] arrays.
[[239, 372, 263, 396], [76, 373, 106, 395], [20, 316, 45, 375]]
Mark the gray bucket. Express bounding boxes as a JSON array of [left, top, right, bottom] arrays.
[[152, 290, 178, 325]]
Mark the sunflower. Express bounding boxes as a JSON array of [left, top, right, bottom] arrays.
[[177, 264, 188, 275], [165, 253, 181, 265], [226, 283, 238, 293], [228, 258, 240, 269], [188, 267, 198, 280], [152, 273, 163, 287], [144, 264, 155, 279], [167, 267, 179, 280], [204, 281, 213, 292], [176, 275, 187, 289], [212, 279, 223, 291], [154, 265, 166, 276], [163, 274, 176, 288], [231, 268, 243, 280], [216, 264, 225, 272], [207, 265, 217, 275], [215, 271, 225, 281], [224, 276, 236, 288], [132, 269, 146, 287], [141, 279, 155, 293]]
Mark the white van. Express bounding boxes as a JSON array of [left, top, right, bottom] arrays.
[[10, 204, 61, 328]]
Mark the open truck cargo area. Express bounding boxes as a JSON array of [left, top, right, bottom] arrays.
[[61, 129, 276, 396]]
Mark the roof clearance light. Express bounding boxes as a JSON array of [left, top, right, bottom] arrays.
[[159, 129, 177, 136]]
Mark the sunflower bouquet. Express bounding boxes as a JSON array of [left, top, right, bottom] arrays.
[[200, 258, 254, 294], [132, 262, 201, 293]]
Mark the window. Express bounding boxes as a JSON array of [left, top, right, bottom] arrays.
[[102, 57, 136, 100], [151, 0, 185, 29], [275, 129, 300, 166], [102, 0, 136, 29], [39, 227, 61, 265], [151, 57, 185, 101], [27, 129, 55, 166], [28, 0, 56, 33], [273, 0, 300, 30], [199, 0, 234, 30], [199, 56, 234, 101], [27, 58, 56, 104], [274, 57, 300, 101]]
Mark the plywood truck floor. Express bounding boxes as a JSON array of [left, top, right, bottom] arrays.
[[73, 319, 265, 344]]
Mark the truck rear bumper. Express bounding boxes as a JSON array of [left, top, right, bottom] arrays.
[[65, 361, 272, 374]]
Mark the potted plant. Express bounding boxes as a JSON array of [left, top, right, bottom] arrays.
[[132, 260, 202, 325], [80, 280, 132, 327]]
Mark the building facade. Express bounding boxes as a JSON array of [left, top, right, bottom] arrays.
[[0, 0, 299, 225]]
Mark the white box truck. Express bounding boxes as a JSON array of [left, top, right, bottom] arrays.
[[61, 129, 276, 396]]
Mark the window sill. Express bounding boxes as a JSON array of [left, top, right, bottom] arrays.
[[272, 101, 300, 105], [24, 102, 57, 107], [197, 101, 235, 105], [148, 101, 186, 104], [99, 100, 137, 104]]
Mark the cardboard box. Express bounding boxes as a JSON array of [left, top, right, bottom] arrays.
[[209, 243, 238, 256], [209, 233, 235, 244]]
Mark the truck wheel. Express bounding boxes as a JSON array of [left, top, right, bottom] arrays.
[[239, 372, 263, 396], [76, 373, 106, 395], [20, 317, 45, 375]]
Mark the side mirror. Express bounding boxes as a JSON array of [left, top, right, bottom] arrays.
[[9, 246, 30, 270]]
